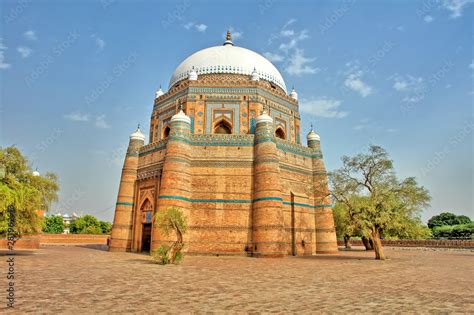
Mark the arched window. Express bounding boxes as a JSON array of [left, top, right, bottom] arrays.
[[275, 127, 286, 140], [214, 120, 232, 134], [163, 126, 171, 138]]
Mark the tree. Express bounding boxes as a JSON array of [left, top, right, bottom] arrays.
[[152, 206, 187, 264], [99, 221, 112, 234], [42, 215, 65, 234], [427, 212, 471, 229], [330, 145, 430, 260], [0, 147, 59, 238], [69, 215, 102, 234]]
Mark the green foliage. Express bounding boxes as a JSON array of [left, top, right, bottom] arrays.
[[99, 221, 112, 234], [0, 146, 59, 238], [69, 215, 102, 234], [151, 244, 171, 265], [432, 222, 474, 239], [427, 212, 471, 229], [155, 206, 187, 236], [42, 215, 65, 234], [153, 207, 187, 265], [330, 145, 431, 259]]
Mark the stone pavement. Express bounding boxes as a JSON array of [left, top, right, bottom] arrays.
[[2, 246, 473, 313]]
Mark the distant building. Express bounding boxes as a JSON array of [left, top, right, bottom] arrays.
[[55, 212, 79, 234]]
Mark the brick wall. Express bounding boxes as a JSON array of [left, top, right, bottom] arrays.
[[337, 239, 474, 249], [40, 234, 110, 245], [0, 236, 40, 250]]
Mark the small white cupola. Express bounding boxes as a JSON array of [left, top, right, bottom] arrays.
[[130, 124, 146, 141], [290, 87, 298, 101], [171, 105, 191, 124], [188, 66, 198, 81], [251, 67, 259, 81], [307, 126, 320, 142], [32, 168, 40, 177], [155, 85, 164, 98], [256, 109, 273, 124]]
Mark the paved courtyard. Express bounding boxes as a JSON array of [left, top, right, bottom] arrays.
[[2, 245, 473, 313]]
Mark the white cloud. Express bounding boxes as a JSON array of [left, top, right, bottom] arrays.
[[266, 19, 317, 77], [424, 15, 434, 23], [95, 115, 110, 129], [23, 30, 37, 41], [195, 24, 207, 32], [64, 112, 90, 122], [392, 75, 424, 92], [396, 25, 405, 32], [469, 60, 474, 70], [263, 52, 285, 62], [391, 74, 426, 105], [0, 39, 10, 69], [285, 49, 319, 76], [184, 23, 208, 33], [393, 80, 408, 91], [92, 35, 105, 52], [0, 38, 7, 50], [299, 97, 348, 118], [442, 0, 472, 18], [0, 51, 11, 69], [17, 46, 32, 58], [64, 112, 111, 129], [344, 70, 373, 97]]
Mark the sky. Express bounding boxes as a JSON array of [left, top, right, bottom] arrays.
[[0, 0, 472, 223]]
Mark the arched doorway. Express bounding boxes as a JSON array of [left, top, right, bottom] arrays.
[[140, 198, 153, 252], [214, 120, 232, 134], [275, 127, 286, 140], [163, 126, 171, 139]]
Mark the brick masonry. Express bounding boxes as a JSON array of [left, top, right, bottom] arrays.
[[110, 74, 338, 257], [40, 234, 110, 245]]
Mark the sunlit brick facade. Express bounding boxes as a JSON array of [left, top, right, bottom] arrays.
[[110, 33, 337, 257]]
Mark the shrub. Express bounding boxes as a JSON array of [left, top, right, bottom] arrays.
[[432, 222, 474, 239], [42, 215, 65, 234]]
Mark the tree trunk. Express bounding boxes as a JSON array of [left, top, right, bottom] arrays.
[[344, 235, 351, 249], [370, 228, 385, 260], [169, 227, 184, 263], [361, 236, 373, 250]]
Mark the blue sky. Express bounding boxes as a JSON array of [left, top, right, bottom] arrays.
[[1, 0, 472, 222]]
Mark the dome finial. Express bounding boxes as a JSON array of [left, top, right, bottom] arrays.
[[223, 30, 233, 46]]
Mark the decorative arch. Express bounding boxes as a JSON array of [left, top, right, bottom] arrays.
[[163, 126, 171, 139], [140, 198, 153, 211], [213, 118, 233, 134], [275, 127, 286, 140]]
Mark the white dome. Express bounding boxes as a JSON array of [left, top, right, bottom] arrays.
[[290, 87, 298, 100], [307, 130, 320, 141], [256, 110, 273, 125], [130, 126, 145, 141], [32, 170, 40, 176], [155, 86, 164, 98], [171, 109, 191, 125], [169, 43, 287, 93]]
